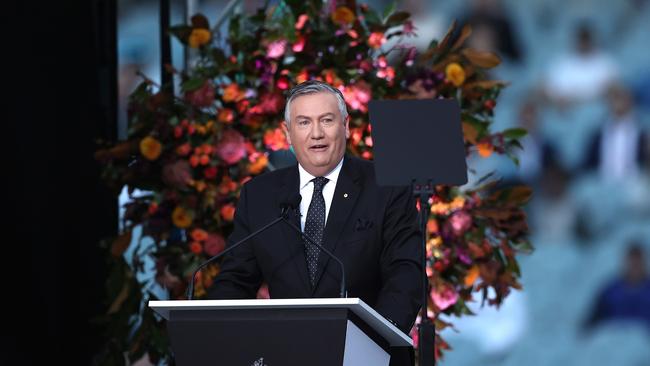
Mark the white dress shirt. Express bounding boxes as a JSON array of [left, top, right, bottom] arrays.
[[297, 157, 344, 231]]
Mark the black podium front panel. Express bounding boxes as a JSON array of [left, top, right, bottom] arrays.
[[168, 308, 349, 366]]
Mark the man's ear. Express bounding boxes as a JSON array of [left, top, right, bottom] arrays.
[[281, 120, 292, 145], [344, 116, 350, 139]]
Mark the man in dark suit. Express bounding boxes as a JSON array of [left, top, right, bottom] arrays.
[[207, 80, 423, 365]]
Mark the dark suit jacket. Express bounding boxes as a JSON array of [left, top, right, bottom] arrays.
[[207, 155, 423, 364]]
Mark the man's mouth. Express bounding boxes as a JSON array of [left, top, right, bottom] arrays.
[[309, 144, 328, 151]]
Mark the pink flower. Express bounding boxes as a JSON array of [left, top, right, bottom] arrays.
[[162, 160, 192, 189], [342, 81, 372, 112], [449, 210, 472, 236], [431, 284, 458, 310], [266, 40, 287, 59], [292, 35, 306, 53], [185, 80, 215, 108], [204, 232, 225, 256], [403, 20, 417, 36], [295, 14, 309, 30], [367, 32, 386, 49], [215, 129, 246, 165]]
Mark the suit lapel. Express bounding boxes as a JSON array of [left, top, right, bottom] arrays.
[[276, 164, 312, 296], [311, 156, 361, 294]]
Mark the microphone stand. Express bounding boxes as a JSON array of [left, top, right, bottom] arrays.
[[414, 181, 436, 366]]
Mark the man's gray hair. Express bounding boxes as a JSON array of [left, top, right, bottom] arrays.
[[284, 80, 349, 126]]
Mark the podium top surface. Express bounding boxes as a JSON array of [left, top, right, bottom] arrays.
[[149, 297, 412, 347]]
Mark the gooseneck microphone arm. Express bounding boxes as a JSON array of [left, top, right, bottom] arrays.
[[186, 205, 292, 300], [281, 194, 347, 298]]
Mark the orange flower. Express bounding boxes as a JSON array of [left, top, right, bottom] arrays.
[[176, 143, 191, 156], [296, 69, 309, 84], [139, 136, 162, 161], [217, 108, 234, 123], [476, 142, 493, 157], [464, 265, 480, 287], [199, 154, 211, 166], [445, 62, 466, 87], [191, 228, 209, 242], [200, 144, 213, 155], [194, 180, 207, 192], [189, 241, 203, 254], [222, 83, 243, 103], [188, 28, 211, 48], [189, 155, 200, 167], [263, 128, 290, 151], [367, 32, 386, 49], [427, 219, 439, 233], [331, 6, 355, 25], [247, 154, 268, 174], [220, 203, 236, 221], [172, 206, 193, 228], [219, 176, 238, 195]]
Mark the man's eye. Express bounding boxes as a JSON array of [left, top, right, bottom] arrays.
[[322, 119, 333, 123], [298, 120, 309, 125]]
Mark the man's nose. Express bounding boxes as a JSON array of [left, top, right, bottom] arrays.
[[310, 121, 325, 139]]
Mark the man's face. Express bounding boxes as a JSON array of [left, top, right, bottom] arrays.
[[283, 92, 349, 177]]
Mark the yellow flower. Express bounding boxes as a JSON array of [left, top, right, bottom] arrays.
[[139, 136, 162, 161], [188, 28, 211, 48], [331, 6, 355, 25], [172, 206, 193, 228], [450, 196, 466, 210], [464, 265, 480, 287], [445, 62, 466, 87]]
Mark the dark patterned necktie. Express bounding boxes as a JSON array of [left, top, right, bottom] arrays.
[[304, 176, 329, 286]]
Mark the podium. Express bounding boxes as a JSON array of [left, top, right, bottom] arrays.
[[149, 297, 413, 366]]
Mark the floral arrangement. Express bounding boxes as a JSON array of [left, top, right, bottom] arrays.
[[94, 0, 532, 364]]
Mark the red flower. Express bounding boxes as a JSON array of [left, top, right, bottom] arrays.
[[203, 166, 218, 179], [204, 232, 226, 256], [276, 76, 290, 90], [173, 126, 184, 139], [189, 241, 203, 254], [367, 32, 386, 49], [185, 81, 215, 108], [263, 128, 290, 151], [215, 129, 246, 165], [220, 203, 236, 221]]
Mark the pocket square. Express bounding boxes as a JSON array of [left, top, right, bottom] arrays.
[[355, 218, 373, 231]]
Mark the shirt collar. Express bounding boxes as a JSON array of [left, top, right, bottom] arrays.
[[298, 156, 344, 190]]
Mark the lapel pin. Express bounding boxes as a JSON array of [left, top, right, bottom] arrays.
[[343, 193, 349, 198]]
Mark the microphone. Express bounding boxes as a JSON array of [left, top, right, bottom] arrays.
[[281, 193, 347, 298], [186, 197, 295, 300]]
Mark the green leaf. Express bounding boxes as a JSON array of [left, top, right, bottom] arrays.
[[382, 1, 397, 21], [502, 127, 528, 139], [384, 11, 410, 28], [181, 77, 205, 92], [363, 8, 383, 29]]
